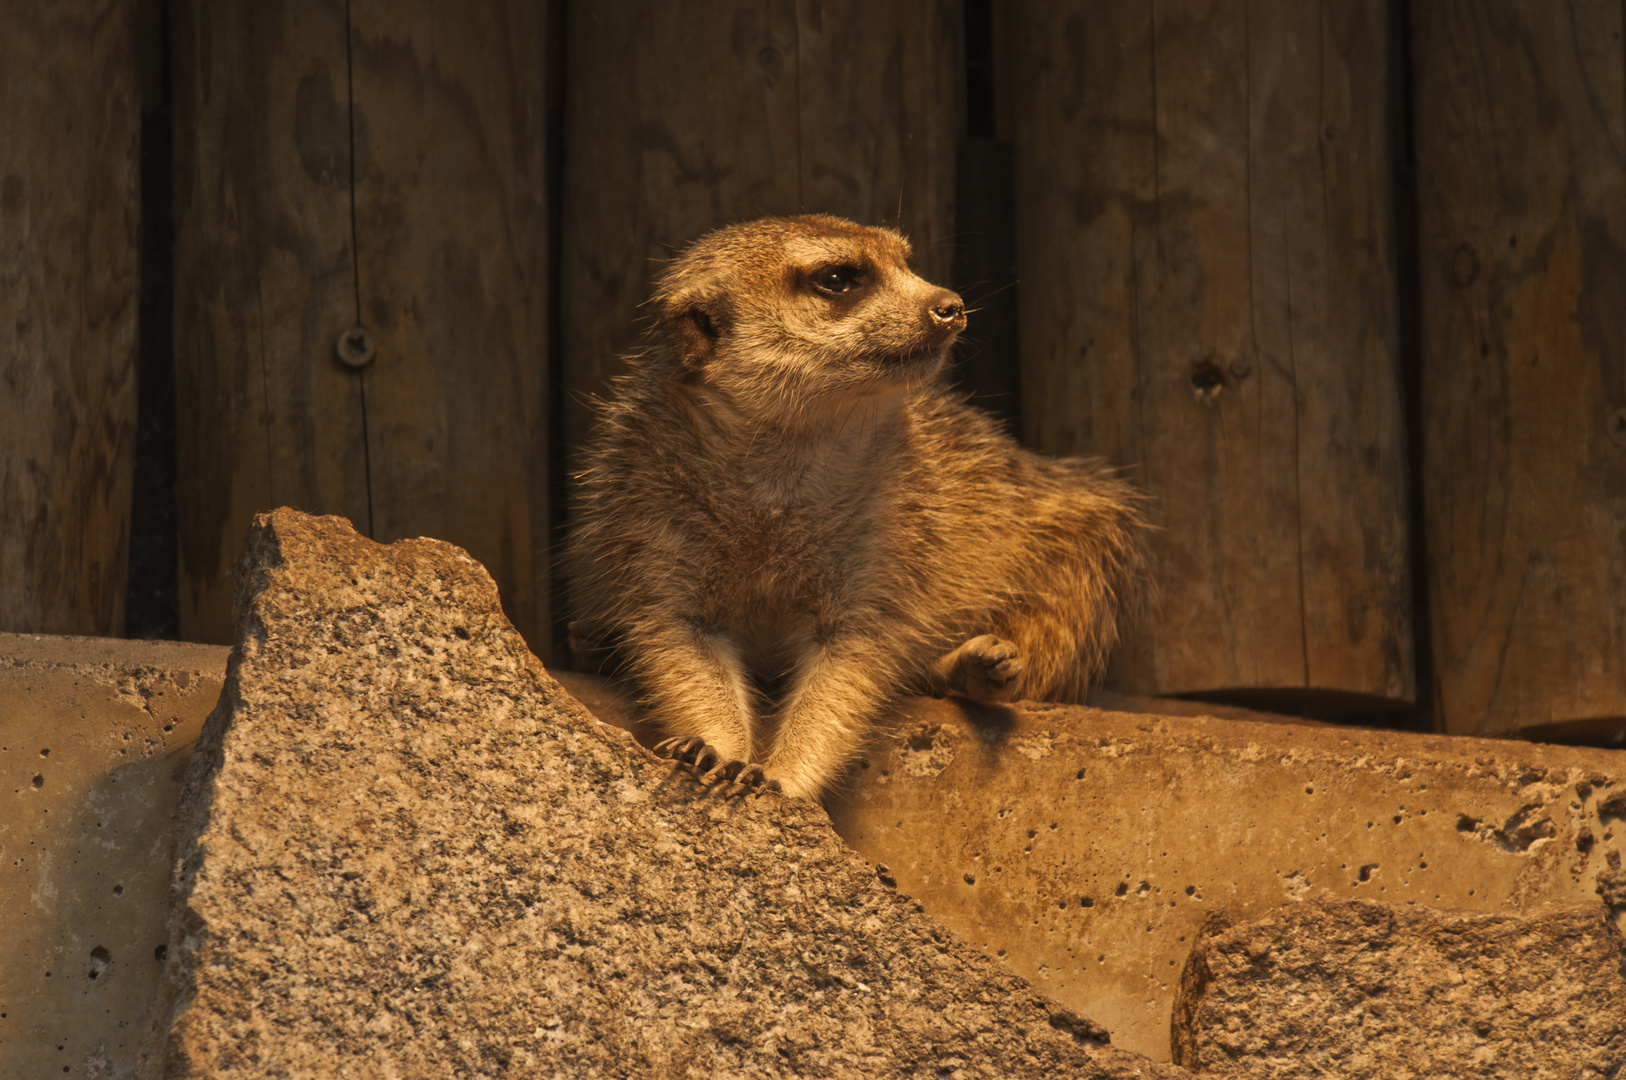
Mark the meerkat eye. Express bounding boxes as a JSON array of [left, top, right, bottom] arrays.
[[809, 265, 864, 296]]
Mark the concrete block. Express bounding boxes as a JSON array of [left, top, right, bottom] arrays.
[[138, 508, 1184, 1079], [1172, 898, 1626, 1077], [0, 632, 227, 1079], [826, 698, 1626, 1060]]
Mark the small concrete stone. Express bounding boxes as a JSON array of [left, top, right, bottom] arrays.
[[0, 632, 228, 1080], [1171, 897, 1626, 1077], [826, 697, 1626, 1059], [138, 509, 1187, 1080]]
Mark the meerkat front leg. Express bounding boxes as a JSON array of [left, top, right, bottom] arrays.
[[922, 634, 1025, 704], [759, 640, 891, 799], [633, 623, 771, 788]]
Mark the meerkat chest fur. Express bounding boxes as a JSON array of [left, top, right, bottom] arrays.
[[673, 390, 923, 654], [568, 214, 1147, 800]]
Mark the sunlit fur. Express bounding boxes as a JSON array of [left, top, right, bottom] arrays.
[[567, 214, 1147, 799]]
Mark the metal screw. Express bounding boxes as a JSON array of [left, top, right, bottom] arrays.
[[335, 325, 377, 369]]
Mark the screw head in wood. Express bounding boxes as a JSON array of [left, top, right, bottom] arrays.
[[335, 325, 377, 369]]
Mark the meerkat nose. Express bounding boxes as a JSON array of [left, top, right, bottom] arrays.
[[927, 291, 966, 334]]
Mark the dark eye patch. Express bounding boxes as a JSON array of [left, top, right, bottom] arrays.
[[809, 264, 865, 296]]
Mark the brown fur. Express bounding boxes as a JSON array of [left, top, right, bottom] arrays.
[[566, 214, 1147, 799]]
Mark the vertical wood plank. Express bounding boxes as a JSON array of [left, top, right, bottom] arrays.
[[172, 0, 366, 645], [348, 0, 552, 652], [558, 0, 962, 457], [173, 0, 552, 653], [0, 0, 140, 636], [1011, 0, 1413, 709], [1412, 2, 1626, 735]]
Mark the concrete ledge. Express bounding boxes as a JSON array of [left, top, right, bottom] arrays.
[[0, 632, 228, 1079], [8, 630, 1626, 1072], [825, 696, 1626, 1059]]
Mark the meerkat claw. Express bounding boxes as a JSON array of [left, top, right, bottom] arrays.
[[654, 735, 708, 762], [700, 757, 746, 784], [735, 763, 771, 789]]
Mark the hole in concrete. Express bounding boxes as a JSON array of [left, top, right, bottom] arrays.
[[1114, 882, 1128, 897], [453, 626, 471, 640], [1305, 786, 1313, 794], [1579, 830, 1596, 853], [112, 884, 124, 896], [963, 873, 976, 885], [154, 945, 167, 962], [1393, 814, 1402, 824], [1080, 897, 1094, 907], [1027, 829, 1037, 839], [88, 946, 111, 979], [31, 774, 43, 789], [39, 749, 48, 757], [1136, 881, 1151, 896], [1358, 864, 1378, 882], [1185, 885, 1196, 896], [1075, 769, 1085, 779], [1457, 814, 1478, 832]]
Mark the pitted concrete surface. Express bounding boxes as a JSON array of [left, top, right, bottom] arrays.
[[822, 696, 1626, 1060], [7, 636, 1626, 1071], [0, 632, 228, 1079]]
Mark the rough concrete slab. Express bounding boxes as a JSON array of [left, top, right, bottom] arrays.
[[1171, 897, 1626, 1077], [0, 632, 228, 1080], [824, 697, 1626, 1060], [139, 509, 1187, 1080]]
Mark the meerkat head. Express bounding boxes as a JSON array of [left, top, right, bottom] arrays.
[[650, 215, 965, 417]]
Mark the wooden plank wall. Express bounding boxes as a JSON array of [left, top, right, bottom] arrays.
[[170, 0, 551, 654], [1411, 1, 1626, 736], [1009, 0, 1414, 713], [558, 0, 963, 455], [0, 0, 140, 636], [8, 0, 1624, 740]]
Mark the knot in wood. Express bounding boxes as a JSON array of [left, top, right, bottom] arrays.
[[1451, 243, 1479, 288], [1608, 408, 1626, 448]]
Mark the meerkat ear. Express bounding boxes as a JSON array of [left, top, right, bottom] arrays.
[[658, 290, 731, 374]]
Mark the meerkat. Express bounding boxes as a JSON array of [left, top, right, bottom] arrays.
[[566, 214, 1146, 800]]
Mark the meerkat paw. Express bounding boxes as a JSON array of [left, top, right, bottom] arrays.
[[949, 634, 1024, 703], [654, 736, 782, 794]]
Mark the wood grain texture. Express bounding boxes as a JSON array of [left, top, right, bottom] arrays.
[[1011, 0, 1414, 708], [0, 0, 140, 636], [558, 0, 961, 456], [172, 0, 550, 653], [349, 0, 551, 653], [171, 0, 362, 645], [1412, 2, 1626, 735]]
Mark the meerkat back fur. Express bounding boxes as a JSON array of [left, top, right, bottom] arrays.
[[567, 214, 1146, 800]]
